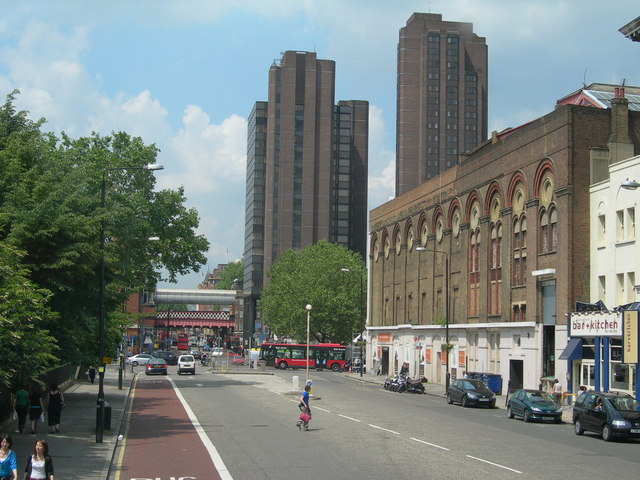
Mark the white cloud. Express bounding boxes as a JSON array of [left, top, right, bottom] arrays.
[[159, 106, 247, 195], [367, 105, 395, 210]]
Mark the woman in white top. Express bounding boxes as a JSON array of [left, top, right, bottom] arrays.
[[23, 439, 54, 480]]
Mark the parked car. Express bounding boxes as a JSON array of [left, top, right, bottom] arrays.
[[211, 347, 225, 358], [152, 350, 178, 365], [573, 391, 640, 442], [507, 389, 562, 423], [125, 353, 154, 366], [446, 378, 496, 408], [177, 355, 196, 375], [145, 358, 168, 375]]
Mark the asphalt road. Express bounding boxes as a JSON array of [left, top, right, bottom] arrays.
[[117, 367, 640, 480]]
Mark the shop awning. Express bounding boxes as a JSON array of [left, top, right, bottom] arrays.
[[559, 338, 582, 360]]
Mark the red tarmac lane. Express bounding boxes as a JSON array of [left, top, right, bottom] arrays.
[[115, 375, 223, 480]]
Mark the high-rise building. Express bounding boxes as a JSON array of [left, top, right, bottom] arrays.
[[243, 51, 368, 342], [396, 13, 488, 196]]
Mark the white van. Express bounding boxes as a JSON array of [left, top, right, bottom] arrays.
[[177, 355, 196, 375]]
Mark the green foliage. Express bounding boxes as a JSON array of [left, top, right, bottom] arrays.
[[260, 240, 365, 344], [0, 242, 58, 386], [0, 91, 209, 378], [217, 261, 243, 290]]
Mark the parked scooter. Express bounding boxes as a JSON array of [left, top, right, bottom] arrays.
[[404, 376, 428, 394]]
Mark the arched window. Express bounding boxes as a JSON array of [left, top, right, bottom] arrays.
[[540, 206, 557, 254], [512, 215, 527, 285], [468, 228, 480, 316], [489, 223, 502, 314], [550, 207, 558, 251]]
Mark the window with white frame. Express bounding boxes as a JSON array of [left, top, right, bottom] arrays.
[[488, 333, 500, 373]]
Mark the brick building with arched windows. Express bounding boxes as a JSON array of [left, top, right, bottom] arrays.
[[368, 85, 640, 393]]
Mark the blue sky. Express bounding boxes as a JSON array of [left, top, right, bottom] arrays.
[[1, 1, 638, 288]]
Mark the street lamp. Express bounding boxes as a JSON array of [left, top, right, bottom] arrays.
[[341, 268, 365, 377], [97, 163, 163, 443], [621, 178, 640, 190], [305, 304, 312, 382], [416, 246, 450, 393]]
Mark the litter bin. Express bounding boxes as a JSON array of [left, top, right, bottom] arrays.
[[485, 374, 502, 394], [96, 402, 112, 431]]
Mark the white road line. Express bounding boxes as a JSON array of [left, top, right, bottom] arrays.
[[368, 424, 400, 435], [466, 455, 522, 474], [315, 407, 331, 413], [338, 414, 361, 422], [410, 437, 450, 451], [169, 377, 234, 480]]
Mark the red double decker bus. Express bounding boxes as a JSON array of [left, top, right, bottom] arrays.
[[176, 333, 189, 351], [261, 343, 346, 371]]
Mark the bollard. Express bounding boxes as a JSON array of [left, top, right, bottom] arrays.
[[292, 375, 299, 391]]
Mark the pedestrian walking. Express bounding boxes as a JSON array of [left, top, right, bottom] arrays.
[[28, 385, 45, 435], [23, 439, 54, 480], [13, 385, 29, 434], [0, 433, 18, 480], [296, 384, 312, 431], [45, 384, 64, 434], [552, 379, 563, 407], [87, 366, 96, 384]]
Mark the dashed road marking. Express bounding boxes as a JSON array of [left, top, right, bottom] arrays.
[[337, 413, 360, 422], [466, 455, 522, 474], [410, 437, 450, 450], [368, 424, 399, 435]]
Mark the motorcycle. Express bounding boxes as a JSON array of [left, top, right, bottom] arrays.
[[384, 373, 406, 392], [404, 376, 428, 394]]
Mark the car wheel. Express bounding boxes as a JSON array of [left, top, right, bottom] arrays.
[[574, 419, 585, 435], [278, 361, 288, 370], [331, 363, 340, 372], [132, 361, 139, 366], [462, 395, 469, 408], [507, 406, 514, 419], [447, 393, 453, 405], [523, 410, 531, 423], [602, 424, 614, 442]]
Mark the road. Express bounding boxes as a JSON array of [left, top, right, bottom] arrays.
[[114, 367, 640, 480]]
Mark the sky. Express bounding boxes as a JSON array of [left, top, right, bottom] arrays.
[[1, 1, 638, 289]]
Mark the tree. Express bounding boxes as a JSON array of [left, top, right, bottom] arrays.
[[259, 240, 365, 344], [0, 91, 209, 368], [0, 242, 58, 386], [217, 261, 243, 290]]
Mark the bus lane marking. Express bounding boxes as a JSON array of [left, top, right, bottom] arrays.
[[169, 377, 234, 480], [465, 455, 522, 474]]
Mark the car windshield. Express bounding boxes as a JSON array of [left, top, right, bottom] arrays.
[[181, 356, 194, 362], [462, 380, 487, 390], [527, 392, 553, 402], [608, 396, 640, 411]]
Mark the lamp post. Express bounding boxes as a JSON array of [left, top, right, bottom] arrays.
[[621, 178, 640, 190], [341, 268, 365, 377], [416, 246, 450, 393], [97, 163, 163, 443], [305, 304, 312, 382]]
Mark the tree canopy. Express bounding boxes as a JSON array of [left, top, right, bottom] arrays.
[[259, 240, 366, 344], [0, 90, 209, 378]]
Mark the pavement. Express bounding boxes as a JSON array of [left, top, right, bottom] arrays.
[[0, 363, 573, 479], [1, 363, 134, 480]]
